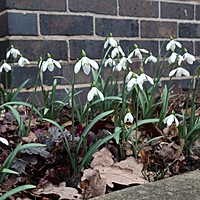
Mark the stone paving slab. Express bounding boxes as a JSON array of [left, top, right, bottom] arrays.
[[92, 170, 200, 200]]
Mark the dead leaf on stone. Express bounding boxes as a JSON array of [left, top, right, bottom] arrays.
[[33, 182, 81, 200], [22, 132, 37, 143], [90, 147, 114, 168]]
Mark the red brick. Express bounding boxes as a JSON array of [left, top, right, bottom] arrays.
[[161, 2, 194, 20], [40, 15, 93, 36], [96, 18, 138, 37], [179, 23, 200, 38], [68, 0, 117, 15], [4, 0, 66, 11], [1, 40, 68, 61], [119, 0, 158, 18], [141, 21, 177, 38]]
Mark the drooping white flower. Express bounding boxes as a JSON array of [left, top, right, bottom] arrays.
[[18, 56, 30, 67], [0, 137, 9, 145], [124, 112, 134, 123], [166, 39, 182, 52], [163, 114, 179, 127], [74, 50, 98, 75], [0, 62, 11, 72], [168, 52, 178, 64], [113, 57, 128, 72], [104, 35, 118, 49], [87, 86, 104, 102], [145, 53, 157, 64], [125, 71, 134, 83], [111, 45, 125, 59], [183, 52, 195, 65], [169, 67, 190, 77], [42, 57, 61, 72], [127, 77, 137, 91], [128, 45, 149, 60], [6, 47, 21, 59], [137, 73, 154, 91], [178, 55, 184, 66], [104, 58, 116, 67]]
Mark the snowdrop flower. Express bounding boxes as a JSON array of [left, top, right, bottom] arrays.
[[6, 46, 21, 59], [104, 34, 118, 49], [128, 44, 148, 60], [127, 77, 137, 91], [111, 45, 125, 59], [74, 50, 98, 75], [163, 113, 179, 127], [178, 55, 184, 66], [169, 67, 190, 77], [124, 112, 134, 123], [183, 51, 195, 65], [105, 57, 116, 67], [0, 137, 9, 145], [126, 71, 134, 83], [113, 57, 128, 72], [42, 54, 61, 72], [0, 62, 11, 72], [145, 53, 157, 64], [137, 71, 154, 91], [166, 38, 182, 52], [18, 56, 30, 67], [168, 52, 178, 64], [87, 86, 104, 102]]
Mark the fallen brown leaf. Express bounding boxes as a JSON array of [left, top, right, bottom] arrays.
[[33, 182, 81, 200]]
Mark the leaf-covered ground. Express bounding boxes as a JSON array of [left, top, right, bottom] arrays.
[[0, 90, 200, 200]]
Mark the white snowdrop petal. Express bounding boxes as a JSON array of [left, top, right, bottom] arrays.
[[181, 68, 190, 77], [83, 65, 91, 75], [97, 89, 104, 101], [74, 60, 82, 74], [104, 40, 108, 49], [174, 117, 179, 127], [89, 59, 99, 70], [169, 69, 177, 77], [140, 49, 149, 53], [167, 115, 174, 127], [0, 137, 9, 146], [53, 59, 61, 68], [87, 87, 95, 101]]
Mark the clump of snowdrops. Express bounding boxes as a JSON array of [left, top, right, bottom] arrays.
[[0, 34, 199, 198]]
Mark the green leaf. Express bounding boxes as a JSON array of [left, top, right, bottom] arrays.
[[78, 130, 119, 172], [76, 110, 114, 154], [2, 168, 18, 175], [0, 184, 36, 200]]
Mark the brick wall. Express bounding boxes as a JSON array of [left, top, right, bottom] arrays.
[[0, 0, 200, 99]]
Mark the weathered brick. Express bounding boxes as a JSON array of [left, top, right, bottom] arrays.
[[119, 0, 158, 18], [161, 2, 194, 20], [195, 42, 200, 56], [3, 0, 66, 11], [141, 21, 177, 38], [196, 5, 200, 20], [96, 18, 138, 37], [62, 62, 92, 84], [69, 40, 103, 60], [40, 15, 93, 36], [43, 65, 63, 86], [0, 40, 68, 61], [68, 0, 117, 15], [179, 23, 200, 38], [7, 12, 37, 36], [0, 0, 6, 11], [0, 13, 8, 37], [120, 40, 159, 56], [13, 66, 38, 88]]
